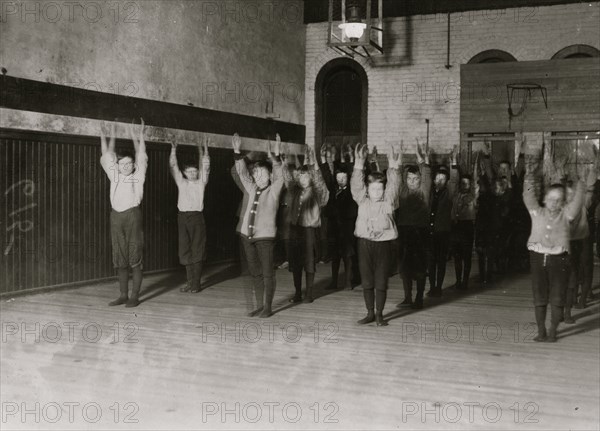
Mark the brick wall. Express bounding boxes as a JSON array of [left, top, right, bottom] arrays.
[[305, 3, 600, 156]]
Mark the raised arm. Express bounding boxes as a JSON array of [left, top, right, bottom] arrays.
[[385, 144, 402, 209], [200, 136, 211, 185], [482, 140, 494, 180], [307, 146, 330, 207], [100, 121, 116, 155], [566, 178, 586, 221], [232, 133, 253, 192], [169, 142, 184, 184], [473, 152, 481, 200], [99, 121, 117, 180], [351, 143, 368, 204], [129, 118, 148, 179], [523, 154, 542, 212], [448, 146, 460, 197], [268, 134, 284, 197]]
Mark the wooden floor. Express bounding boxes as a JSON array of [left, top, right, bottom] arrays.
[[2, 262, 599, 430]]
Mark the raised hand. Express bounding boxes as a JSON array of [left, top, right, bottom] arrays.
[[354, 143, 368, 167], [473, 152, 480, 178], [415, 138, 424, 164], [320, 143, 328, 164], [232, 133, 242, 153], [327, 145, 337, 164], [202, 135, 210, 158], [273, 133, 281, 157], [483, 139, 491, 156], [129, 118, 145, 152], [387, 143, 401, 169], [451, 145, 459, 165]]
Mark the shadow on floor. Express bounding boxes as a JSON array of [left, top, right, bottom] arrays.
[[140, 263, 241, 303]]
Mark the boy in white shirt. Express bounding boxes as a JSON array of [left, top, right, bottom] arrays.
[[169, 138, 211, 293], [100, 119, 148, 308]]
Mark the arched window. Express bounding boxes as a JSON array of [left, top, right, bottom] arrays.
[[467, 49, 517, 64], [315, 58, 368, 156], [552, 44, 600, 59]]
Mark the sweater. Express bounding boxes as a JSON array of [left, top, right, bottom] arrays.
[[351, 166, 401, 241], [396, 164, 432, 227], [523, 173, 585, 254], [233, 154, 284, 241], [284, 164, 329, 228]]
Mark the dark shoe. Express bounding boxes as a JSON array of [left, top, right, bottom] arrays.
[[247, 307, 264, 317], [533, 333, 547, 342], [357, 310, 375, 325], [125, 298, 140, 308], [289, 295, 302, 304], [109, 296, 128, 306], [575, 299, 586, 309], [564, 315, 575, 324], [325, 282, 338, 290], [397, 298, 413, 308], [375, 312, 388, 327], [258, 309, 273, 318], [344, 284, 353, 291], [547, 327, 558, 342], [426, 289, 442, 298], [290, 294, 302, 303], [411, 300, 423, 310], [303, 295, 314, 304], [190, 286, 201, 293]]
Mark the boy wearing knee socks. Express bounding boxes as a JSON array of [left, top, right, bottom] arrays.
[[351, 143, 401, 326], [169, 138, 210, 293], [100, 120, 147, 308]]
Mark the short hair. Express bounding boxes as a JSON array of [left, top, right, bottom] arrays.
[[460, 174, 473, 182], [406, 165, 421, 176], [297, 165, 311, 174], [334, 167, 349, 177], [117, 150, 134, 162], [367, 172, 386, 185], [183, 162, 199, 171], [252, 159, 273, 173], [499, 160, 512, 167], [435, 168, 449, 180]]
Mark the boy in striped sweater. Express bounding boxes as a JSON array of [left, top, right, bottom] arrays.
[[232, 133, 284, 318]]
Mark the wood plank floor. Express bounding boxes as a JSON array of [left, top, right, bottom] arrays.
[[2, 262, 599, 430]]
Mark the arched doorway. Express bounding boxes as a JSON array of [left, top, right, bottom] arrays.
[[315, 58, 368, 156]]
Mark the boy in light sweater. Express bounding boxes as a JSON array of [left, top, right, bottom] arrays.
[[100, 119, 147, 308], [351, 143, 401, 327], [169, 137, 211, 294], [523, 146, 586, 342]]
